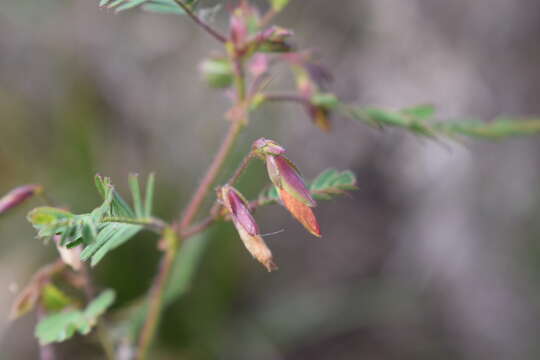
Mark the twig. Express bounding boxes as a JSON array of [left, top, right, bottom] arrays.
[[173, 0, 227, 43], [136, 229, 178, 360], [264, 92, 308, 105], [226, 151, 254, 186]]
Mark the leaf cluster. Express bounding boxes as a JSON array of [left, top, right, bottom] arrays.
[[27, 174, 156, 266]]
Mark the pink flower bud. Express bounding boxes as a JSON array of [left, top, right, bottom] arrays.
[[221, 186, 277, 271], [0, 185, 43, 215], [253, 139, 321, 237], [266, 154, 316, 207], [229, 3, 260, 48]]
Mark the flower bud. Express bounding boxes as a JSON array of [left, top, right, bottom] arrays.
[[252, 137, 286, 156], [257, 26, 294, 53], [253, 138, 321, 237], [0, 185, 43, 215], [200, 57, 234, 89], [229, 3, 260, 48], [221, 186, 277, 271]]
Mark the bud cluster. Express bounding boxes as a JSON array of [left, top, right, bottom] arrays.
[[220, 138, 321, 271]]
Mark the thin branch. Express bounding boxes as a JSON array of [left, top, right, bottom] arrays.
[[136, 230, 178, 360], [226, 151, 255, 186], [263, 92, 309, 105], [181, 216, 216, 238], [173, 0, 227, 43], [178, 58, 248, 231]]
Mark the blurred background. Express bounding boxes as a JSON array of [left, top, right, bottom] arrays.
[[2, 0, 540, 359]]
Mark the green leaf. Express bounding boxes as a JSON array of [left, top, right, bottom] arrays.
[[27, 207, 74, 228], [41, 284, 77, 312], [311, 93, 339, 110], [144, 173, 155, 217], [309, 169, 357, 200], [35, 311, 86, 345], [89, 224, 142, 266], [269, 0, 290, 12], [142, 2, 185, 15], [400, 104, 435, 120], [128, 174, 143, 217], [35, 290, 115, 345], [115, 0, 148, 12], [343, 102, 540, 140], [28, 174, 155, 266], [84, 289, 116, 320]]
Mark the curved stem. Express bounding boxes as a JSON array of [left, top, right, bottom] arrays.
[[178, 120, 244, 230], [137, 46, 248, 360], [178, 57, 248, 231]]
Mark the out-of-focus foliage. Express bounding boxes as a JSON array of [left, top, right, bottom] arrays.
[[35, 289, 115, 345]]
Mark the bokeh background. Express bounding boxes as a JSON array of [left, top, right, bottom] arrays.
[[2, 0, 540, 359]]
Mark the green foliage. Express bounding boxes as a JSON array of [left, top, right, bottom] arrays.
[[309, 169, 357, 200], [99, 0, 200, 15], [41, 284, 77, 312], [342, 103, 540, 140], [257, 168, 357, 205], [35, 290, 115, 345], [27, 174, 156, 266], [269, 0, 290, 12]]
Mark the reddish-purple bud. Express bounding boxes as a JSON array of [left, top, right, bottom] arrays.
[[221, 186, 277, 271], [0, 185, 43, 215], [253, 139, 321, 236], [263, 152, 316, 208]]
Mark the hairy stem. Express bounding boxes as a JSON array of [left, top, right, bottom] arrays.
[[173, 0, 227, 43]]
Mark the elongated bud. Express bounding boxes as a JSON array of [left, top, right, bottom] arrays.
[[253, 138, 321, 237], [221, 186, 277, 271], [54, 236, 82, 271], [229, 3, 260, 48], [279, 188, 321, 237], [0, 185, 43, 215]]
